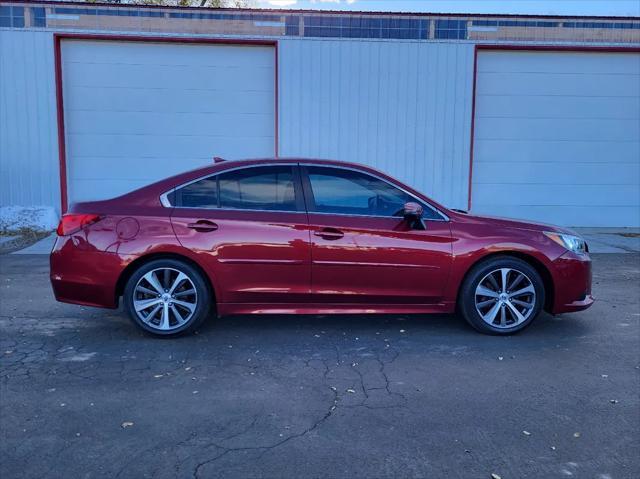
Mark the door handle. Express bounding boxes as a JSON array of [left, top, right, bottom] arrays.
[[314, 228, 344, 240], [187, 220, 218, 232]]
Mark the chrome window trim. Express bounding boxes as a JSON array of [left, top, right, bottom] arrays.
[[306, 210, 447, 221], [160, 161, 449, 221], [159, 191, 173, 207], [300, 163, 450, 222], [169, 204, 306, 215]]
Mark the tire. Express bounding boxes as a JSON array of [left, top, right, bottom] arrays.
[[458, 256, 545, 335], [123, 259, 212, 337]]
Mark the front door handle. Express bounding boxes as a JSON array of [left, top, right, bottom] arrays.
[[187, 220, 218, 232], [314, 228, 344, 240]]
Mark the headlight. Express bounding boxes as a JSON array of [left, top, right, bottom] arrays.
[[544, 231, 587, 254]]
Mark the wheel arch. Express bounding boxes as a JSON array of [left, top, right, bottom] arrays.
[[456, 251, 555, 313], [115, 252, 217, 308]]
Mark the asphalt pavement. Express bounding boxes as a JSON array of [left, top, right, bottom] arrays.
[[1, 254, 638, 479]]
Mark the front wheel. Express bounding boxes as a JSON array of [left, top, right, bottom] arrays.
[[458, 256, 545, 335], [123, 259, 212, 337]]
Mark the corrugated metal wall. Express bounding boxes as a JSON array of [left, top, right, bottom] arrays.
[[0, 30, 60, 209], [0, 31, 474, 212], [279, 38, 474, 210]]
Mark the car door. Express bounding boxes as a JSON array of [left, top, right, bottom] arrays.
[[301, 165, 453, 305], [170, 164, 311, 304]]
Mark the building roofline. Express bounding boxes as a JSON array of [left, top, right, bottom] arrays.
[[8, 0, 640, 21]]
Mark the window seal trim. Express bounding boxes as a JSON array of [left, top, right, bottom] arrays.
[[159, 190, 173, 207], [173, 205, 307, 215]]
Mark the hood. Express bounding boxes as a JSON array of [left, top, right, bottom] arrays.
[[450, 210, 579, 236]]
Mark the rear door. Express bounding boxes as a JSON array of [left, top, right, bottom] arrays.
[[301, 165, 453, 305], [170, 164, 311, 304]]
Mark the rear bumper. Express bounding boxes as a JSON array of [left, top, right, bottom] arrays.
[[550, 251, 594, 314], [50, 236, 130, 309]]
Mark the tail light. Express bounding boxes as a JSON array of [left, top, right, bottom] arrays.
[[56, 214, 102, 236]]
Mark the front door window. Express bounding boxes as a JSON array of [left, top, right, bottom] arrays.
[[305, 166, 442, 219]]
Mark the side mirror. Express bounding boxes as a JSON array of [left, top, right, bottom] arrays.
[[403, 202, 426, 230]]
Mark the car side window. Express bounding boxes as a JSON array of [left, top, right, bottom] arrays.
[[174, 176, 218, 209], [218, 166, 297, 211], [172, 166, 299, 212], [305, 166, 440, 219]]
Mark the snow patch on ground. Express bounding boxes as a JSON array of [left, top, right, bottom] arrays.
[[0, 206, 59, 233]]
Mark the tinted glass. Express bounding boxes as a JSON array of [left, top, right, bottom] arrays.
[[173, 166, 298, 211], [31, 7, 46, 27], [306, 166, 442, 219], [177, 177, 218, 208], [218, 166, 297, 211], [307, 167, 417, 217]]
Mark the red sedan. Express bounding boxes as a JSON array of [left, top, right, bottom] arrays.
[[50, 158, 593, 336]]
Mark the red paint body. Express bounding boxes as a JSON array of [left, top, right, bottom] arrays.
[[50, 159, 593, 317]]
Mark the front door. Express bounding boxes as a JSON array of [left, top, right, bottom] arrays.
[[170, 164, 311, 304], [301, 165, 453, 305]]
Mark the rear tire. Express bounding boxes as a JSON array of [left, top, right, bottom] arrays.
[[458, 256, 545, 335], [123, 259, 211, 337]]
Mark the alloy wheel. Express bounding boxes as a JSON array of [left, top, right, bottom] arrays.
[[132, 267, 198, 332], [474, 268, 536, 329]]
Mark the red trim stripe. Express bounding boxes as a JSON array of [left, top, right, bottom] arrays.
[[53, 34, 68, 213], [467, 46, 479, 212], [274, 42, 279, 158]]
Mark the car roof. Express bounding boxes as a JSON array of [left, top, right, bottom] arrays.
[[163, 157, 390, 186], [198, 157, 378, 171]]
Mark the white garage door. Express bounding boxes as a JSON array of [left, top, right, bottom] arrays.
[[471, 50, 640, 227], [61, 40, 275, 204]]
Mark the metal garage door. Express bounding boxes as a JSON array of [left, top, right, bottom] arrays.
[[61, 39, 275, 204], [471, 50, 640, 227]]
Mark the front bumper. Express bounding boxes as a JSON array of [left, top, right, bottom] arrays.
[[550, 251, 594, 314], [558, 294, 595, 313], [50, 236, 131, 309]]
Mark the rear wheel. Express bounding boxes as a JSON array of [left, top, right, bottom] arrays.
[[459, 256, 545, 335], [123, 259, 211, 336]]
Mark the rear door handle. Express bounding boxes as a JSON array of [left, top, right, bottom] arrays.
[[187, 220, 218, 232], [313, 228, 344, 240]]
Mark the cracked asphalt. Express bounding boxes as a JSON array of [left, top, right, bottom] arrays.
[[1, 254, 639, 479]]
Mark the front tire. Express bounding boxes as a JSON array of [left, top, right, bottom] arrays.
[[123, 259, 211, 337], [458, 256, 545, 335]]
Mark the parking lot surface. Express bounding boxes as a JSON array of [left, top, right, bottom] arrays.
[[1, 254, 638, 479]]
